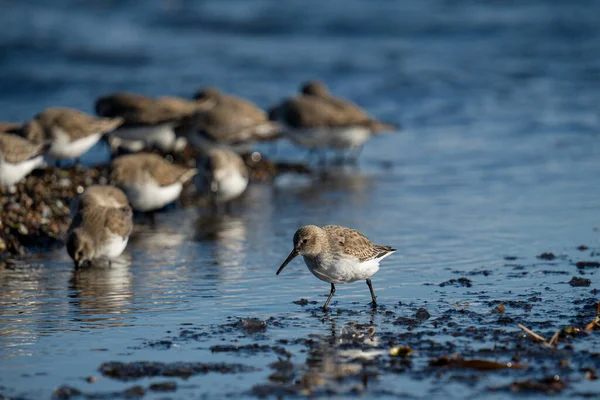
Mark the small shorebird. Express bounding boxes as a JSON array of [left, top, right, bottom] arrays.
[[276, 225, 395, 310], [95, 92, 204, 153], [70, 184, 130, 221], [0, 132, 47, 188], [186, 87, 281, 154], [198, 148, 249, 212], [66, 203, 133, 268], [21, 107, 123, 166], [110, 153, 197, 221], [269, 81, 396, 163]]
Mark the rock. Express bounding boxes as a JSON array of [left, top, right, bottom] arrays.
[[415, 308, 431, 320], [537, 252, 556, 260], [569, 277, 591, 287]]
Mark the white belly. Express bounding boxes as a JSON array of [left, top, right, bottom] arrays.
[[282, 126, 330, 149], [214, 171, 248, 203], [110, 124, 187, 152], [49, 128, 102, 159], [0, 156, 45, 187], [303, 254, 380, 284], [327, 127, 371, 149], [96, 234, 129, 260], [122, 179, 183, 212], [282, 125, 371, 150]]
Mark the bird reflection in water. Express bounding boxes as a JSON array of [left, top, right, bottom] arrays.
[[260, 315, 382, 397], [194, 214, 248, 278], [275, 166, 373, 208], [68, 255, 132, 325]]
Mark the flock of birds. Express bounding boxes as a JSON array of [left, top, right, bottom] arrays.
[[0, 80, 398, 309]]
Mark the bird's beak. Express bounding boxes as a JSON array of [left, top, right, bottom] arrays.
[[276, 249, 298, 275]]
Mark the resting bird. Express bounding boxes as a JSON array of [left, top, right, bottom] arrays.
[[269, 81, 397, 163]]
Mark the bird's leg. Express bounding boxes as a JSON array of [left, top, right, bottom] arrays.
[[366, 278, 377, 307], [108, 260, 112, 268], [225, 201, 233, 214], [334, 150, 345, 165], [269, 141, 278, 158], [304, 148, 316, 163], [322, 283, 336, 310], [74, 158, 81, 168], [210, 195, 220, 214], [348, 145, 364, 165], [318, 149, 328, 168], [148, 211, 157, 228]]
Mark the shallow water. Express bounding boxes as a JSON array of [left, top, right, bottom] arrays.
[[1, 0, 600, 398]]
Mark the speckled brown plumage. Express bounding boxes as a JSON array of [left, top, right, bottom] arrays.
[[0, 132, 46, 163], [66, 204, 133, 266], [95, 92, 203, 126], [322, 225, 395, 262], [78, 185, 130, 211], [270, 81, 396, 132], [111, 153, 197, 187], [206, 148, 249, 179], [24, 107, 123, 143], [77, 205, 133, 239], [188, 87, 281, 142], [0, 122, 22, 133]]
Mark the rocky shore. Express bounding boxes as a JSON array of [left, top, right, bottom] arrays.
[[0, 150, 310, 258]]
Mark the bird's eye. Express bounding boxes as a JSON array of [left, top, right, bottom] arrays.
[[302, 239, 308, 244]]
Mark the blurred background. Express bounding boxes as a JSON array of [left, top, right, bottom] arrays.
[[1, 0, 600, 398]]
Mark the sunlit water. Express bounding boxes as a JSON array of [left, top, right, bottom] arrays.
[[1, 0, 600, 398]]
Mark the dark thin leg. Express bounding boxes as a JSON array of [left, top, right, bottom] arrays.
[[225, 201, 233, 214], [318, 150, 328, 167], [366, 278, 377, 307], [348, 145, 364, 165], [323, 283, 336, 310], [148, 211, 157, 228], [210, 195, 220, 214], [108, 260, 112, 268], [304, 148, 316, 163], [74, 158, 81, 168], [269, 141, 278, 158]]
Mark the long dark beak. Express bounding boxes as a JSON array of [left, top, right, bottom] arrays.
[[276, 249, 298, 275]]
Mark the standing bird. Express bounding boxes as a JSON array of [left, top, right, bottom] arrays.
[[269, 81, 397, 163], [66, 204, 133, 269], [276, 225, 395, 310], [21, 107, 123, 166], [0, 132, 47, 189], [110, 153, 197, 223], [186, 87, 281, 154], [197, 148, 249, 212], [95, 92, 204, 153]]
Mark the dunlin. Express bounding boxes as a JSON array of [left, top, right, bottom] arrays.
[[110, 153, 197, 218], [21, 107, 123, 165], [269, 81, 396, 162], [198, 148, 249, 211], [66, 203, 133, 268], [70, 184, 130, 222], [186, 87, 281, 154], [96, 92, 204, 153], [276, 225, 396, 310], [0, 132, 47, 188]]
